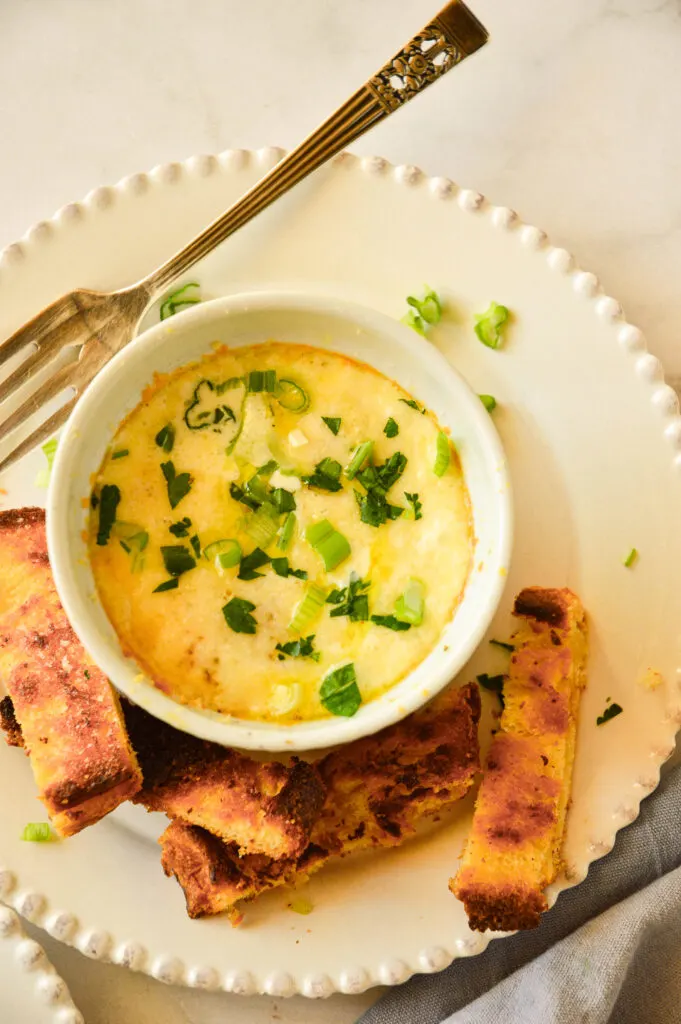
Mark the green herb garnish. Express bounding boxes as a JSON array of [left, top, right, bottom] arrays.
[[159, 282, 201, 320], [238, 546, 271, 581], [275, 635, 319, 661], [306, 519, 351, 571], [271, 557, 307, 580], [477, 673, 505, 693], [278, 511, 296, 552], [184, 379, 237, 431], [169, 517, 192, 537], [383, 417, 399, 438], [402, 286, 443, 335], [222, 596, 258, 635], [474, 301, 510, 349], [399, 398, 425, 415], [229, 481, 260, 512], [433, 432, 451, 477], [289, 583, 327, 633], [21, 822, 53, 843], [161, 461, 192, 509], [394, 578, 425, 626], [596, 702, 623, 726], [244, 504, 280, 548], [320, 663, 362, 717], [204, 538, 241, 570], [84, 669, 90, 679], [327, 576, 370, 622], [161, 545, 196, 577], [479, 394, 497, 413], [271, 487, 296, 514], [155, 423, 175, 453], [246, 369, 277, 393], [355, 489, 403, 528], [303, 458, 343, 492], [345, 441, 373, 480], [370, 614, 411, 631], [322, 416, 342, 435], [96, 484, 121, 546], [35, 437, 58, 488], [490, 639, 514, 653], [111, 448, 129, 460], [153, 578, 179, 593], [404, 492, 423, 520], [275, 378, 309, 412], [623, 548, 638, 568]]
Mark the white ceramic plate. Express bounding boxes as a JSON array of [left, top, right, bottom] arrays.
[[0, 148, 679, 998], [0, 904, 82, 1024]]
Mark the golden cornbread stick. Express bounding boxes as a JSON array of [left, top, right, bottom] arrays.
[[160, 682, 481, 919], [123, 701, 326, 860], [452, 587, 588, 931], [0, 508, 142, 836]]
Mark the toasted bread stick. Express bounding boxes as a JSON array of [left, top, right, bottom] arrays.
[[452, 587, 588, 931]]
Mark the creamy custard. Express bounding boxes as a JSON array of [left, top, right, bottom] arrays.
[[88, 342, 473, 723]]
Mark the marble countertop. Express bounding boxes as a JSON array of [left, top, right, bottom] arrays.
[[2, 0, 680, 1020]]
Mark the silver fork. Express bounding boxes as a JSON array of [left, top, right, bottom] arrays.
[[0, 1, 487, 474]]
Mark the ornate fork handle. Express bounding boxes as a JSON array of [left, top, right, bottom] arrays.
[[145, 1, 487, 293]]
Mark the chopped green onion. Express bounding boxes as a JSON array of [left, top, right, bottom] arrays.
[[321, 416, 342, 435], [320, 663, 362, 717], [189, 534, 201, 558], [247, 369, 277, 393], [306, 519, 351, 571], [169, 516, 192, 537], [623, 548, 638, 568], [155, 423, 175, 453], [345, 441, 373, 480], [383, 417, 399, 438], [271, 487, 296, 514], [474, 301, 510, 349], [204, 538, 242, 571], [96, 484, 120, 546], [244, 504, 280, 548], [394, 578, 425, 626], [216, 376, 244, 394], [35, 437, 59, 488], [596, 702, 623, 726], [278, 512, 296, 551], [244, 473, 271, 505], [433, 432, 451, 477], [303, 457, 343, 492], [161, 461, 192, 509], [479, 394, 497, 413], [113, 522, 149, 571], [275, 635, 319, 661], [401, 309, 428, 336], [159, 282, 200, 321], [276, 378, 309, 412], [370, 614, 411, 631], [490, 639, 514, 653], [184, 379, 237, 431], [153, 578, 179, 593], [405, 286, 443, 331], [404, 492, 423, 521], [21, 822, 53, 842], [222, 596, 258, 634], [271, 557, 307, 580], [229, 481, 261, 512], [161, 545, 196, 577], [111, 448, 129, 460], [289, 583, 327, 633], [238, 546, 271, 580], [399, 398, 426, 414]]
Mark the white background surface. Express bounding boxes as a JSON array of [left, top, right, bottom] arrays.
[[1, 1, 680, 1021]]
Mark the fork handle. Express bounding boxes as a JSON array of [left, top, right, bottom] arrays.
[[144, 1, 487, 294]]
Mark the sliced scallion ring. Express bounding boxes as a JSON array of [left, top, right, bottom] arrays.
[[276, 379, 309, 412], [289, 583, 327, 633], [433, 431, 451, 477], [306, 519, 351, 571], [394, 578, 425, 625], [204, 539, 242, 571], [245, 503, 280, 548], [278, 511, 296, 551]]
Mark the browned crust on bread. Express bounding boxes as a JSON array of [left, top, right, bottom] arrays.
[[161, 683, 481, 919], [0, 508, 142, 835], [123, 701, 325, 859], [452, 587, 588, 932], [0, 695, 23, 747]]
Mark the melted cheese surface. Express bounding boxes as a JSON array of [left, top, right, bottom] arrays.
[[89, 343, 473, 722]]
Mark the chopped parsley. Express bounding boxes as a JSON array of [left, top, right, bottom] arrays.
[[84, 669, 91, 679], [474, 301, 510, 349], [271, 557, 307, 580], [321, 416, 342, 435], [477, 673, 506, 693], [189, 534, 202, 558], [327, 576, 370, 622], [111, 448, 129, 460], [354, 452, 407, 527], [153, 578, 179, 593], [404, 492, 423, 520], [355, 488, 404, 528], [155, 423, 175, 453], [229, 481, 261, 512], [303, 457, 343, 492], [596, 702, 623, 726], [159, 282, 201, 321], [160, 545, 196, 577], [370, 614, 411, 631], [238, 546, 271, 581], [271, 487, 296, 514], [399, 398, 425, 415], [383, 417, 399, 438], [169, 516, 192, 537], [275, 635, 320, 661], [96, 484, 120, 546], [490, 639, 514, 653], [161, 461, 192, 509], [222, 596, 258, 634], [320, 663, 362, 717]]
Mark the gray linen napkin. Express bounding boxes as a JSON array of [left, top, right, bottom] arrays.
[[358, 763, 681, 1024]]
